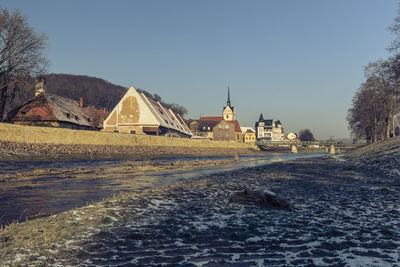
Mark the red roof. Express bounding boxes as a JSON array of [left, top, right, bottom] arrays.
[[227, 120, 241, 132], [199, 116, 241, 132], [200, 116, 223, 121]]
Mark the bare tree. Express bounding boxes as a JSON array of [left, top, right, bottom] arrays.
[[389, 3, 400, 53], [347, 57, 400, 143], [298, 129, 316, 141], [349, 5, 400, 143], [0, 8, 47, 121], [347, 82, 385, 143], [364, 59, 400, 139]]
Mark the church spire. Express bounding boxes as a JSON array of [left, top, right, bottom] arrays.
[[222, 86, 235, 121], [227, 86, 231, 107]]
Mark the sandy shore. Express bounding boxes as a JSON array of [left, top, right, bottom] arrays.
[[1, 153, 399, 266]]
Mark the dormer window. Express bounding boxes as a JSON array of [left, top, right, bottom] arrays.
[[66, 113, 71, 118], [75, 115, 79, 120]]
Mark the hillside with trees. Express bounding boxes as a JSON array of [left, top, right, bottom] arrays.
[[8, 73, 188, 118], [42, 74, 126, 111]]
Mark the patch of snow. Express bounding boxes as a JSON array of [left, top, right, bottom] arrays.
[[174, 240, 185, 247], [231, 253, 240, 261], [255, 258, 265, 267], [390, 168, 400, 176], [332, 155, 347, 162], [263, 189, 276, 196], [246, 236, 263, 242]]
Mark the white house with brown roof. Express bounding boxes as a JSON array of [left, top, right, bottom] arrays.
[[103, 86, 192, 138]]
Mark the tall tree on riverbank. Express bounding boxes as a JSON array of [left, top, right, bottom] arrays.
[[365, 59, 399, 139], [347, 80, 386, 143], [298, 129, 316, 141], [0, 8, 47, 121], [347, 5, 400, 143], [347, 58, 400, 142]]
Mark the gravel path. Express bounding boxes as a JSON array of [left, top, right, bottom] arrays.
[[9, 155, 395, 266]]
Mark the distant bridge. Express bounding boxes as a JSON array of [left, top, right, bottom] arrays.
[[255, 140, 364, 149]]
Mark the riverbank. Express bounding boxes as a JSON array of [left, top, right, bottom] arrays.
[[0, 141, 258, 161], [1, 145, 399, 265]]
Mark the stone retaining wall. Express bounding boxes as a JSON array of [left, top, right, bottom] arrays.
[[0, 123, 254, 149]]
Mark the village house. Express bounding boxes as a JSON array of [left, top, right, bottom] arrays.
[[186, 119, 219, 139], [188, 88, 243, 142], [255, 113, 284, 141], [286, 132, 298, 141], [102, 86, 192, 138], [241, 127, 256, 143], [7, 78, 102, 130]]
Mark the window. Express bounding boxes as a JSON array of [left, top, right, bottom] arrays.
[[66, 113, 71, 118], [21, 111, 26, 115], [130, 130, 136, 134], [75, 115, 79, 120], [113, 130, 119, 133]]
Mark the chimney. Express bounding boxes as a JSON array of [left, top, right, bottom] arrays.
[[80, 97, 83, 107], [35, 77, 46, 96]]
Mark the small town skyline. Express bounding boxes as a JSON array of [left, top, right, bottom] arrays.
[[1, 0, 398, 139], [2, 3, 400, 265]]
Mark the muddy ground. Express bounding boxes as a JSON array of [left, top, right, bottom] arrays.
[[1, 151, 399, 266]]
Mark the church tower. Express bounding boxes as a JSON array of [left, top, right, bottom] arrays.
[[222, 87, 235, 121]]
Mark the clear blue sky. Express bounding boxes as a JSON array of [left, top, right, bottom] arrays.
[[1, 0, 398, 139]]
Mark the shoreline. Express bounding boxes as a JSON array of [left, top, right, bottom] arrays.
[[0, 140, 327, 162]]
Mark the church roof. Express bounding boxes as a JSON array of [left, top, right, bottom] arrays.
[[228, 120, 241, 132], [200, 116, 223, 121]]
